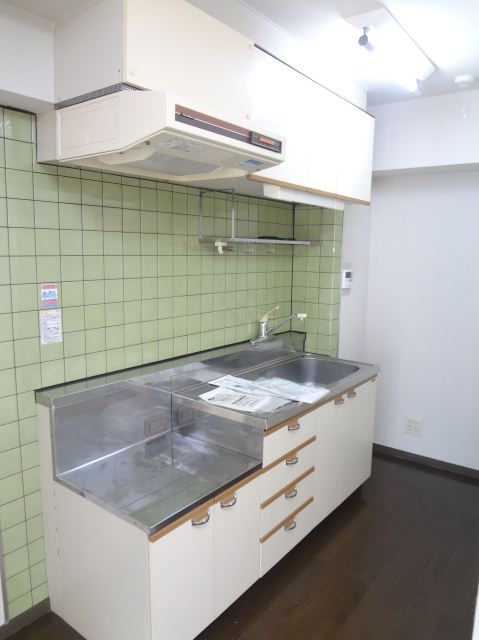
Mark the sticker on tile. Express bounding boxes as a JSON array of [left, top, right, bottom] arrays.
[[39, 283, 59, 308], [39, 309, 62, 345]]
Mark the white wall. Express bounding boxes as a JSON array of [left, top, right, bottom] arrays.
[[0, 572, 4, 625], [364, 171, 479, 470], [0, 1, 54, 111], [338, 203, 372, 362], [0, 539, 4, 625], [371, 90, 479, 173]]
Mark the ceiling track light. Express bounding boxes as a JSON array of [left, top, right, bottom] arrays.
[[346, 7, 436, 94], [454, 74, 475, 89], [358, 27, 374, 52]]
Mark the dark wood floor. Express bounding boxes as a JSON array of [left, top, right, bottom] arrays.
[[9, 455, 479, 640]]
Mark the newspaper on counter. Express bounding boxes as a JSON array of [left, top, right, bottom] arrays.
[[199, 387, 289, 413], [209, 374, 329, 404]]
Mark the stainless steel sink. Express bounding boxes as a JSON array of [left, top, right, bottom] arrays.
[[202, 348, 293, 371], [256, 356, 359, 386]]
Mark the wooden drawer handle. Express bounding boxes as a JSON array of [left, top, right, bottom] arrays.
[[220, 495, 237, 509], [287, 423, 300, 431], [285, 488, 298, 499], [284, 520, 297, 532], [334, 396, 345, 405], [286, 456, 299, 466], [347, 390, 357, 398], [191, 512, 210, 527]]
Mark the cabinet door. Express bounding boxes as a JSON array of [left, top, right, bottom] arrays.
[[250, 48, 374, 204], [125, 0, 253, 122], [340, 380, 377, 499], [149, 508, 215, 640], [251, 48, 311, 187], [214, 477, 261, 617], [311, 401, 344, 526], [252, 49, 337, 195], [306, 86, 339, 197], [335, 99, 375, 203]]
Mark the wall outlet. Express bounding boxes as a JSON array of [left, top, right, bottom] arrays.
[[405, 416, 422, 437]]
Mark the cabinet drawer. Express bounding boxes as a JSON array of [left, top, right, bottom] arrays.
[[261, 468, 314, 535], [261, 439, 315, 502], [263, 417, 315, 466], [260, 498, 313, 576]]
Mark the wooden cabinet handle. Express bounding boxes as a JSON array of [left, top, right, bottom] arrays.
[[286, 456, 299, 466], [220, 495, 237, 509], [347, 390, 357, 398], [191, 512, 210, 527], [287, 423, 300, 431], [285, 488, 298, 499], [334, 396, 345, 405], [284, 520, 297, 532]]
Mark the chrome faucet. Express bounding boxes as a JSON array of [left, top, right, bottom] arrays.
[[251, 306, 307, 345]]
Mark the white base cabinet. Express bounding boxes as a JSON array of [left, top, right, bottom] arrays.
[[213, 479, 261, 616], [150, 510, 215, 640], [37, 377, 377, 640], [305, 403, 343, 525], [340, 380, 377, 501], [260, 499, 314, 576], [150, 476, 262, 640], [312, 378, 377, 525]]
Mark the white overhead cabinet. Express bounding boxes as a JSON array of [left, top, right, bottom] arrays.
[[55, 0, 253, 122], [250, 49, 375, 204], [335, 98, 375, 204], [54, 0, 373, 204], [249, 51, 318, 191]]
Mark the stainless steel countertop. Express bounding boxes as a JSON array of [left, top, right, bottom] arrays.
[[35, 335, 379, 535], [57, 430, 261, 535], [35, 332, 306, 409]]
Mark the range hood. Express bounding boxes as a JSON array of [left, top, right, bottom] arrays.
[[37, 91, 284, 182]]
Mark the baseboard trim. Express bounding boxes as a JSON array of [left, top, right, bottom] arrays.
[[0, 598, 50, 639], [373, 444, 479, 482]]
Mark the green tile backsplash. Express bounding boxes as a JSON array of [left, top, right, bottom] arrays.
[[292, 205, 343, 355], [0, 106, 342, 621]]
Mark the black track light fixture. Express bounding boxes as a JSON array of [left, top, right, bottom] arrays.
[[358, 27, 374, 52]]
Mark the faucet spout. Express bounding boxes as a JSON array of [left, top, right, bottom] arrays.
[[250, 311, 307, 345], [266, 314, 296, 336]]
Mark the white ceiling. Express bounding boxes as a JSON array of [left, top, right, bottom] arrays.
[[4, 0, 479, 105], [2, 0, 92, 21], [196, 0, 479, 105]]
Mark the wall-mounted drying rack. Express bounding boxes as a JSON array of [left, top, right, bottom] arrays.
[[197, 190, 318, 254]]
